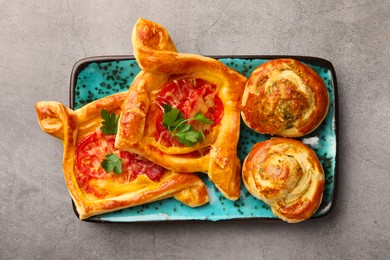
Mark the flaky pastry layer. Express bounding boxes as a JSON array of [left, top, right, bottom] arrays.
[[115, 18, 246, 200], [241, 58, 329, 137], [242, 138, 325, 223], [36, 93, 209, 220]]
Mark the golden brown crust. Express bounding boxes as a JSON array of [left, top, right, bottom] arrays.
[[242, 138, 325, 223], [35, 93, 209, 220], [241, 58, 329, 137], [116, 18, 247, 200]]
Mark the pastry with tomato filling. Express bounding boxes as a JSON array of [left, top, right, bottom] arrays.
[[241, 58, 329, 137], [35, 93, 209, 220], [115, 18, 247, 200], [242, 138, 325, 223]]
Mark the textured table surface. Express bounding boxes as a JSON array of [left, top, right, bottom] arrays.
[[1, 1, 389, 259]]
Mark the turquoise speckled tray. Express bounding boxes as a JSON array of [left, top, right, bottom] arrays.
[[70, 55, 337, 222]]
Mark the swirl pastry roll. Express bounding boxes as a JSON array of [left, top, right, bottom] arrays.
[[242, 138, 325, 223], [241, 58, 329, 137], [35, 93, 209, 220]]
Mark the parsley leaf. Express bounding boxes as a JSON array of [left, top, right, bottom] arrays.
[[163, 104, 172, 113], [161, 104, 214, 146], [100, 109, 119, 135], [176, 126, 201, 146], [101, 153, 122, 174], [193, 112, 214, 124], [162, 107, 180, 130]]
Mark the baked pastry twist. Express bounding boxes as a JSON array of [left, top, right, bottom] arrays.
[[241, 58, 329, 137], [242, 138, 325, 223], [115, 18, 247, 200], [36, 93, 209, 220]]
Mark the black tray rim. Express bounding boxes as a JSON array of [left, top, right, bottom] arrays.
[[69, 55, 338, 223]]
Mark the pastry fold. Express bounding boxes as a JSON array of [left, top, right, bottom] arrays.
[[115, 18, 246, 200], [241, 58, 329, 137], [36, 93, 209, 220], [242, 138, 324, 223]]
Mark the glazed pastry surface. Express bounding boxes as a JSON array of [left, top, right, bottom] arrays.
[[115, 18, 247, 200], [242, 138, 325, 223], [241, 58, 329, 137], [36, 93, 209, 220]]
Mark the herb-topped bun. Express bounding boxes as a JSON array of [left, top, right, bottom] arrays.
[[242, 138, 325, 223], [241, 58, 329, 137]]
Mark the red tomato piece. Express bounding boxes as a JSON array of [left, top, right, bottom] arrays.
[[120, 151, 165, 182], [75, 131, 165, 182], [155, 78, 224, 146], [75, 131, 116, 179]]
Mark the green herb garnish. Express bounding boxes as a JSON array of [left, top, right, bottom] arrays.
[[162, 104, 214, 146], [101, 153, 122, 174], [100, 109, 119, 135]]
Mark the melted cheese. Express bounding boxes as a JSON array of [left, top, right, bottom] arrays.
[[84, 174, 174, 201], [92, 175, 157, 193]]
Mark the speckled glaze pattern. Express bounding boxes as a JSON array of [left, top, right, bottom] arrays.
[[72, 56, 337, 222]]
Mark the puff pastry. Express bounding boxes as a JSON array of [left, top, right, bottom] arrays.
[[115, 18, 247, 200], [36, 93, 209, 220], [241, 58, 329, 137], [242, 138, 324, 223]]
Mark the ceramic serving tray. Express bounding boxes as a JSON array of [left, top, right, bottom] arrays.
[[70, 55, 338, 222]]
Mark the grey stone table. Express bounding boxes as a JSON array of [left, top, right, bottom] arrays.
[[1, 1, 389, 259]]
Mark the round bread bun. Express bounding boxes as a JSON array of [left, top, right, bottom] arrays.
[[242, 138, 325, 223], [241, 58, 329, 137]]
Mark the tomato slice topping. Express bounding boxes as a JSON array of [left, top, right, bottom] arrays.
[[76, 132, 116, 179], [155, 78, 224, 146], [75, 131, 165, 182]]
